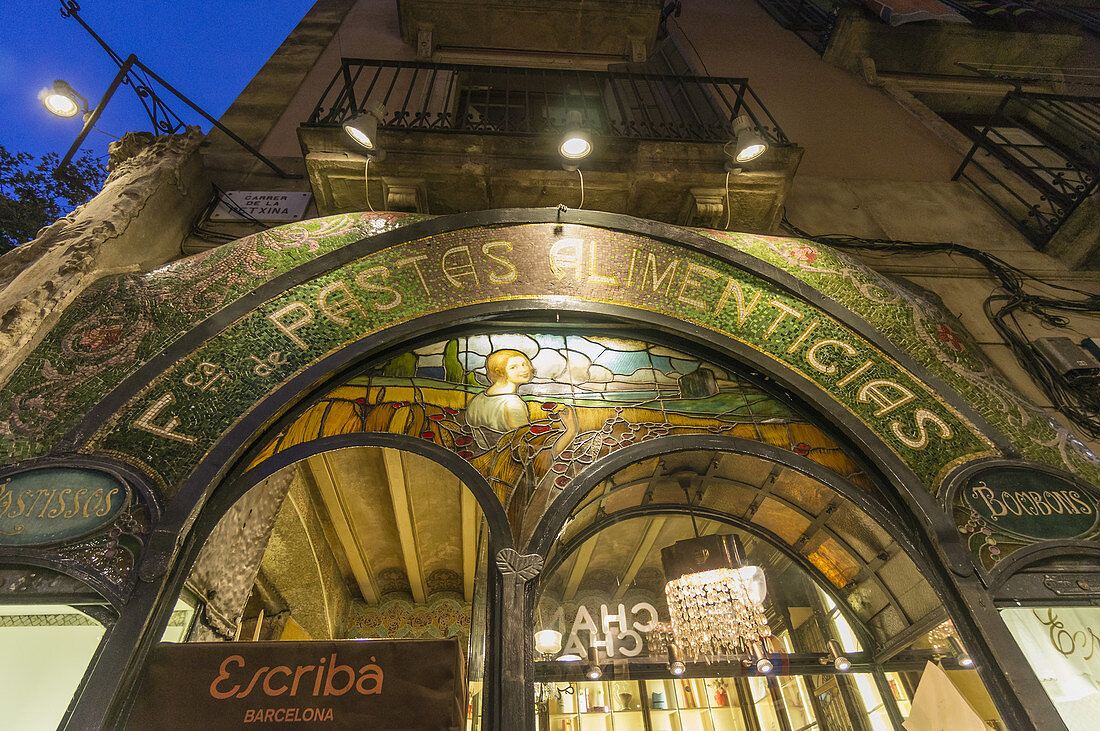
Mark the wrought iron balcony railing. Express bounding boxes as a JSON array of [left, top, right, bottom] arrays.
[[306, 59, 791, 147], [951, 90, 1099, 248], [752, 0, 839, 54]]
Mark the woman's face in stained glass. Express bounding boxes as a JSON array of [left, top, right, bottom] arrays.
[[504, 355, 533, 385]]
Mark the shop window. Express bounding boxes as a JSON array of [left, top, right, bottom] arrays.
[[158, 591, 199, 643], [1001, 606, 1100, 730], [0, 603, 107, 731], [155, 447, 489, 728], [819, 588, 891, 730], [884, 671, 912, 719], [456, 84, 604, 133]]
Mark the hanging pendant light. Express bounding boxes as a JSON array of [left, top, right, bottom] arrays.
[[655, 532, 773, 662]]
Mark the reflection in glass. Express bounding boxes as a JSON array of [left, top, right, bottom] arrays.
[[749, 676, 783, 731], [159, 593, 198, 643], [0, 604, 107, 731], [1002, 606, 1100, 731]]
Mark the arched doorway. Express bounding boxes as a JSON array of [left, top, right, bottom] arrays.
[[2, 209, 1094, 729], [531, 443, 1004, 730]]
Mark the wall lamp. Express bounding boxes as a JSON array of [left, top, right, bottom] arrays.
[[667, 644, 686, 676], [948, 635, 974, 668], [725, 115, 768, 167], [40, 80, 89, 120], [826, 639, 851, 672], [343, 104, 386, 156], [534, 629, 563, 657], [585, 644, 603, 680]]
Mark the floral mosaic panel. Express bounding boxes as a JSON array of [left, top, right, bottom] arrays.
[[0, 212, 1090, 529], [0, 212, 429, 462], [693, 229, 1100, 490]]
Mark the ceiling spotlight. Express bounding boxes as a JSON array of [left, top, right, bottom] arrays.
[[725, 115, 768, 165], [558, 109, 593, 167], [557, 654, 582, 662], [39, 79, 87, 119], [667, 644, 686, 676], [585, 644, 602, 680], [343, 104, 385, 152], [534, 629, 563, 656], [948, 635, 974, 668], [827, 639, 851, 672], [753, 644, 773, 674]]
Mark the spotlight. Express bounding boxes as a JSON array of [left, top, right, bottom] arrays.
[[343, 104, 385, 152], [667, 644, 686, 676], [585, 644, 602, 680], [534, 629, 563, 656], [39, 80, 87, 119], [558, 110, 592, 167], [948, 635, 974, 668], [753, 644, 773, 674], [559, 132, 592, 161], [725, 115, 768, 165], [827, 640, 851, 672]]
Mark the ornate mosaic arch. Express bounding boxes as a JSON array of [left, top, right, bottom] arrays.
[[1, 209, 1098, 575]]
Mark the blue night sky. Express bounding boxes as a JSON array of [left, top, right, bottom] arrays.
[[0, 1, 315, 162]]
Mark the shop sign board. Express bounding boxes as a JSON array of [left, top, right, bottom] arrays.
[[126, 639, 465, 730], [0, 467, 127, 546], [961, 466, 1099, 540], [210, 191, 312, 221]]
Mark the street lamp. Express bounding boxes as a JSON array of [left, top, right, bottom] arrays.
[[39, 80, 88, 120], [45, 1, 296, 180]]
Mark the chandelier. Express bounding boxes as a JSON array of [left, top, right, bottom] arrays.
[[651, 532, 774, 669]]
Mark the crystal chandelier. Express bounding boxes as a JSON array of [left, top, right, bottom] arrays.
[[651, 532, 774, 666]]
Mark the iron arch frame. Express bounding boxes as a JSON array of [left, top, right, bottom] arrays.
[[525, 434, 1059, 730], [538, 503, 881, 652], [528, 436, 945, 655], [43, 208, 1064, 730]]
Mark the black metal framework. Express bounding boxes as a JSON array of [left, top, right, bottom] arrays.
[[1032, 0, 1100, 35], [751, 0, 840, 54], [950, 90, 1099, 248], [306, 58, 791, 146], [56, 1, 296, 179]]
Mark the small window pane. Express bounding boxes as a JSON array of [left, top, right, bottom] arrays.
[[0, 604, 107, 731]]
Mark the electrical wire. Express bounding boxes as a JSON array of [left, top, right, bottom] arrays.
[[781, 215, 1100, 437], [190, 185, 270, 244], [723, 169, 731, 231], [364, 155, 375, 212], [576, 167, 584, 210]]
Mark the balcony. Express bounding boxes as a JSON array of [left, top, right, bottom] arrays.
[[299, 59, 802, 232], [951, 90, 1099, 262], [397, 0, 665, 60], [819, 3, 1088, 75]]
